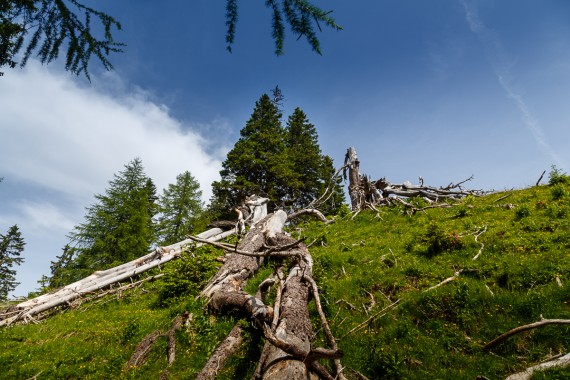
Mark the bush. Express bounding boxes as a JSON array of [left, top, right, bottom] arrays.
[[548, 165, 569, 186], [155, 246, 220, 306], [420, 221, 463, 257]]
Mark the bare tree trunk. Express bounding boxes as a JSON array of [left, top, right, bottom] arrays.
[[344, 147, 363, 212], [258, 232, 315, 379]]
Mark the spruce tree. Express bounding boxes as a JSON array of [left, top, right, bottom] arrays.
[[156, 171, 203, 245], [285, 107, 344, 214], [62, 158, 157, 282], [211, 93, 345, 217], [0, 225, 25, 301], [211, 93, 292, 215]]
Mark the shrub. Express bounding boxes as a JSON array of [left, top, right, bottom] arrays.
[[155, 246, 220, 306], [548, 165, 569, 186], [421, 221, 463, 257], [514, 204, 531, 220], [551, 184, 567, 200]]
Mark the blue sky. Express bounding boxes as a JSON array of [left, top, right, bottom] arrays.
[[1, 0, 570, 297]]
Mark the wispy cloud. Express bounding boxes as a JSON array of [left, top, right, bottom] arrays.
[[461, 0, 562, 165]]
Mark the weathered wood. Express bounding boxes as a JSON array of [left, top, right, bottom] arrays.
[[196, 324, 244, 380], [484, 319, 570, 351], [1, 227, 233, 326], [506, 352, 570, 380], [259, 232, 316, 380], [344, 147, 363, 211]]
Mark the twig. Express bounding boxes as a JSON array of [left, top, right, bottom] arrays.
[[340, 299, 400, 339], [472, 226, 487, 261], [505, 352, 570, 380], [424, 270, 464, 292], [484, 318, 570, 351], [493, 193, 512, 203]]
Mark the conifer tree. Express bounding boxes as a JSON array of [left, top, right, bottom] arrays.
[[156, 171, 203, 245], [211, 93, 292, 215], [60, 158, 157, 283], [0, 225, 25, 301], [211, 93, 345, 217]]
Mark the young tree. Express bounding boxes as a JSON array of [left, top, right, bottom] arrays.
[[60, 158, 157, 283], [0, 225, 25, 301], [156, 171, 203, 245]]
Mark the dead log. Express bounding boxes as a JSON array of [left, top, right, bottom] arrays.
[[484, 318, 570, 351], [505, 352, 570, 380], [196, 324, 244, 380], [0, 227, 231, 326]]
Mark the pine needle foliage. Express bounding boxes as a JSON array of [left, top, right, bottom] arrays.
[[57, 158, 157, 284], [0, 0, 124, 79], [225, 0, 342, 55], [211, 93, 343, 217]]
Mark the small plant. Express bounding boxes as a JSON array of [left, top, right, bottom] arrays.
[[514, 204, 531, 220], [535, 200, 547, 209], [551, 184, 567, 200], [421, 221, 463, 257], [548, 165, 569, 186]]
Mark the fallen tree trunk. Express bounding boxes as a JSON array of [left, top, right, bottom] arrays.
[[0, 199, 271, 327], [505, 352, 570, 380], [195, 209, 342, 379], [0, 227, 232, 326]]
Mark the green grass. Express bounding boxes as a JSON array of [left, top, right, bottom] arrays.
[[2, 181, 570, 379]]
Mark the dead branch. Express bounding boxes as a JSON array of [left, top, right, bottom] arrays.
[[483, 318, 570, 351], [287, 208, 332, 224], [196, 324, 244, 380], [125, 330, 164, 369], [340, 299, 400, 339], [305, 275, 347, 380], [424, 270, 464, 292], [472, 226, 487, 261], [505, 352, 570, 380], [1, 225, 240, 327]]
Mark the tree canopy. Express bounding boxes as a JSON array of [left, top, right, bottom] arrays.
[[1, 0, 340, 78], [211, 92, 344, 217], [54, 158, 157, 283], [156, 171, 203, 245]]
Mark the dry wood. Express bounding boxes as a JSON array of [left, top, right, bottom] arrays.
[[471, 226, 487, 261], [287, 208, 332, 224], [196, 324, 244, 380], [535, 170, 546, 187], [505, 352, 570, 380], [0, 227, 235, 327], [340, 299, 400, 339], [424, 270, 464, 292], [483, 318, 570, 351]]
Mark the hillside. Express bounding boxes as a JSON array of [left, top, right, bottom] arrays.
[[1, 179, 569, 379]]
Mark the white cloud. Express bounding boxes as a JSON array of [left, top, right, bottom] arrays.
[[0, 62, 223, 203], [0, 62, 226, 297]]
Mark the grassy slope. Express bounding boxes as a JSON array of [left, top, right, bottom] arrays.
[[1, 182, 569, 379]]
